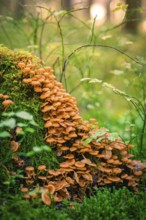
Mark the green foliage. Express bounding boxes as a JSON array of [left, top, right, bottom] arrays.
[[1, 188, 146, 220], [84, 129, 109, 145]]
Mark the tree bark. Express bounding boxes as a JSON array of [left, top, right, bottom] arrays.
[[125, 0, 142, 33], [61, 0, 72, 10], [15, 0, 26, 19], [0, 0, 13, 16]]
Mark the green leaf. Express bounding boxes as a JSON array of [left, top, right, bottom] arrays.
[[108, 132, 119, 141], [92, 129, 109, 138], [25, 128, 34, 133], [26, 145, 51, 157], [16, 111, 33, 120], [84, 137, 92, 145], [84, 129, 108, 145], [17, 123, 27, 127], [96, 137, 104, 143], [29, 120, 38, 127], [2, 112, 15, 117], [0, 131, 10, 138], [0, 118, 16, 129], [33, 146, 41, 152], [42, 145, 51, 152]]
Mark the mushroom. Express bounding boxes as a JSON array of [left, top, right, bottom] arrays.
[[25, 166, 35, 178], [18, 62, 26, 69], [37, 165, 46, 171], [10, 141, 20, 152], [21, 187, 29, 193], [81, 158, 96, 167], [60, 159, 75, 168], [34, 86, 42, 93], [48, 170, 61, 176], [82, 173, 93, 183], [29, 193, 38, 199], [107, 176, 122, 182], [133, 171, 143, 176], [46, 184, 55, 194], [3, 95, 9, 99], [31, 81, 40, 86], [75, 161, 85, 168], [40, 91, 50, 99], [63, 154, 74, 159], [41, 192, 51, 206], [23, 194, 31, 199], [112, 168, 122, 174], [54, 193, 63, 202], [22, 78, 32, 84], [102, 150, 112, 160], [65, 176, 75, 185], [2, 99, 14, 109]]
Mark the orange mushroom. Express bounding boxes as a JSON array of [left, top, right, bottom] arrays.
[[37, 165, 46, 171], [41, 192, 51, 206], [10, 141, 20, 152], [21, 187, 29, 193], [2, 99, 14, 109]]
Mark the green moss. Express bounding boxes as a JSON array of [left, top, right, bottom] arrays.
[[0, 46, 59, 170], [1, 188, 146, 220]]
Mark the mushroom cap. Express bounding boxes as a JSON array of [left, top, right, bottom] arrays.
[[81, 158, 96, 167], [75, 161, 85, 168], [23, 194, 31, 199], [22, 78, 32, 83], [45, 137, 55, 143], [46, 184, 55, 194], [60, 159, 75, 168], [31, 81, 40, 86], [65, 176, 75, 185], [133, 171, 143, 176], [2, 99, 14, 108], [40, 91, 50, 99], [103, 150, 112, 160], [38, 176, 47, 181], [25, 166, 34, 172], [48, 170, 61, 176], [3, 95, 9, 99], [29, 193, 38, 199], [54, 180, 69, 191], [34, 86, 42, 93], [41, 192, 51, 206], [21, 187, 29, 193], [18, 62, 26, 68], [112, 168, 122, 174], [54, 193, 63, 202], [107, 176, 122, 182], [10, 141, 20, 152], [82, 173, 93, 182], [63, 154, 74, 159], [37, 165, 46, 171]]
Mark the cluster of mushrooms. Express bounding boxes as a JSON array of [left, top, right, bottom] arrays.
[[1, 53, 145, 206]]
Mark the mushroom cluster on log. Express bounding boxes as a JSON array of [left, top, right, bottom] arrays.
[[1, 52, 146, 206]]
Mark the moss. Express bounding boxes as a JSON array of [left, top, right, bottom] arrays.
[[0, 46, 59, 170]]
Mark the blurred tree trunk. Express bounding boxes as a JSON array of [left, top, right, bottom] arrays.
[[15, 0, 26, 19], [125, 0, 142, 33], [106, 0, 110, 21], [86, 0, 94, 19], [61, 0, 72, 10], [0, 0, 13, 15]]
